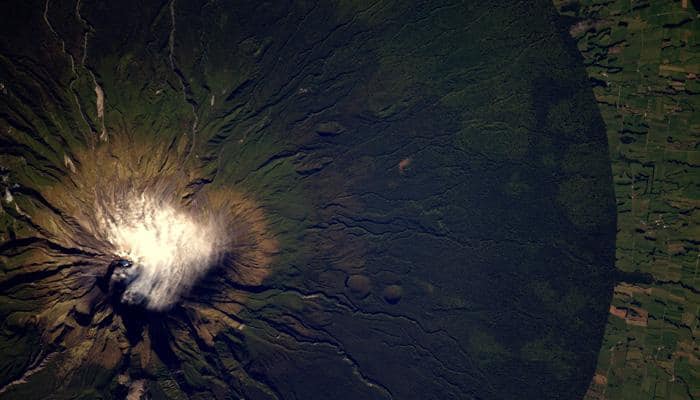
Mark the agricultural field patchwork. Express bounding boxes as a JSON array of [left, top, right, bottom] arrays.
[[556, 1, 700, 398]]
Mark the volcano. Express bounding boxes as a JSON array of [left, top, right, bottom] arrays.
[[0, 1, 616, 399]]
